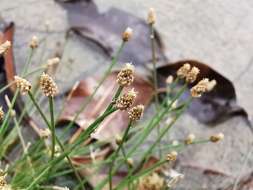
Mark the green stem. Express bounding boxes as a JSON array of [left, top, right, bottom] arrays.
[[49, 97, 55, 160], [59, 41, 125, 139], [109, 121, 132, 190], [22, 48, 35, 76], [28, 91, 85, 189]]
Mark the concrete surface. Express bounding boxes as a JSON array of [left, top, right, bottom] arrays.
[[0, 0, 253, 189]]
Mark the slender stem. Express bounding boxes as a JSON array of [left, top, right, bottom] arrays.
[[49, 97, 55, 160], [28, 91, 85, 189], [22, 48, 35, 76], [60, 41, 125, 139], [150, 23, 162, 157], [109, 121, 132, 190]]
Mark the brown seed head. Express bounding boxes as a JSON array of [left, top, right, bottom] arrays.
[[147, 8, 156, 24], [177, 63, 191, 79], [29, 36, 39, 49], [184, 133, 195, 145], [0, 41, 11, 55], [167, 151, 178, 161], [128, 104, 144, 121], [186, 66, 200, 83], [190, 78, 210, 98], [116, 63, 135, 87], [0, 107, 4, 122], [122, 27, 133, 41], [116, 89, 137, 110], [210, 133, 224, 143], [14, 76, 32, 95], [40, 72, 58, 97]]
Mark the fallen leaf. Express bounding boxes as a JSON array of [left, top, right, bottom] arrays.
[[157, 60, 250, 126]]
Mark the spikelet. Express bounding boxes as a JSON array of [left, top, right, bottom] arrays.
[[166, 75, 174, 84], [185, 66, 200, 83], [176, 63, 191, 79], [14, 76, 32, 95], [184, 133, 195, 145], [39, 72, 58, 97], [116, 89, 137, 110], [126, 158, 134, 168], [207, 79, 217, 91], [210, 133, 224, 143], [0, 107, 4, 122], [29, 36, 39, 49], [115, 134, 123, 145], [167, 151, 178, 161], [147, 8, 156, 24], [0, 41, 11, 55], [116, 63, 134, 87], [46, 57, 60, 68], [138, 172, 165, 190], [128, 104, 144, 121], [190, 78, 209, 98], [122, 27, 133, 41]]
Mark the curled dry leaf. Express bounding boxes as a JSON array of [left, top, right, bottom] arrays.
[[58, 72, 153, 143], [57, 0, 166, 66], [157, 60, 250, 126]]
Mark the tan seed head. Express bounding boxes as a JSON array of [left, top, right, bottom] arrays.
[[14, 76, 32, 95], [122, 27, 133, 41], [167, 151, 178, 161], [186, 66, 200, 83], [190, 78, 210, 98], [147, 8, 156, 24], [210, 133, 224, 143], [177, 63, 191, 79], [29, 36, 39, 49], [116, 63, 135, 87], [128, 104, 144, 121], [0, 41, 11, 55], [116, 89, 137, 110], [40, 72, 58, 97]]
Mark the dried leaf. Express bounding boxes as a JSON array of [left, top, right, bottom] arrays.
[[57, 0, 166, 66], [157, 60, 250, 126]]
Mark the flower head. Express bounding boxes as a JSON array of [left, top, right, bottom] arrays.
[[167, 151, 178, 161], [122, 27, 133, 41], [166, 75, 174, 84], [184, 133, 195, 145], [190, 78, 209, 98], [39, 72, 58, 97], [29, 36, 39, 49], [186, 66, 200, 83], [46, 57, 60, 68], [147, 8, 156, 24], [128, 104, 144, 121], [0, 107, 4, 122], [14, 76, 32, 95], [116, 89, 137, 110], [177, 63, 191, 79], [0, 41, 11, 55], [138, 172, 165, 190], [116, 63, 135, 87], [207, 79, 217, 91], [210, 133, 224, 143]]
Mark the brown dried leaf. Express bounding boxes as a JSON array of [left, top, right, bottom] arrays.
[[157, 60, 250, 126]]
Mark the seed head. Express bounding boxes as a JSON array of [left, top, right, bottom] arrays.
[[138, 172, 165, 190], [184, 133, 195, 145], [39, 128, 51, 138], [46, 57, 60, 68], [147, 8, 156, 24], [210, 133, 224, 143], [122, 27, 133, 41], [29, 36, 39, 49], [40, 72, 58, 97], [127, 158, 134, 168], [190, 78, 209, 98], [116, 63, 135, 87], [128, 104, 144, 121], [166, 75, 174, 84], [0, 41, 11, 55], [0, 107, 4, 122], [14, 76, 32, 95], [115, 134, 123, 145], [207, 79, 217, 91], [116, 89, 137, 110], [167, 151, 178, 161], [0, 171, 7, 187], [177, 63, 191, 79], [186, 66, 200, 83]]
